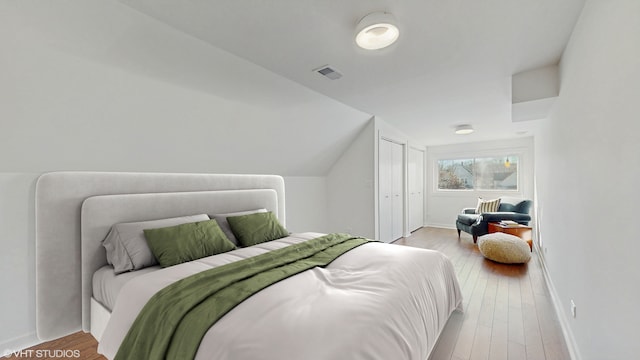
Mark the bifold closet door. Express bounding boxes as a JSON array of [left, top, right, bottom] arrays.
[[408, 148, 425, 232], [379, 139, 404, 242], [391, 142, 404, 240]]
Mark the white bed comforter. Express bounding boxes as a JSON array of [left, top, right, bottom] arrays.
[[99, 233, 462, 360]]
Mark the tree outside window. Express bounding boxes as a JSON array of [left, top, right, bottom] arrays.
[[438, 156, 518, 190]]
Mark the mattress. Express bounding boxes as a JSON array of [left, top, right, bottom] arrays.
[[92, 265, 160, 311], [98, 232, 463, 360], [91, 232, 320, 311]]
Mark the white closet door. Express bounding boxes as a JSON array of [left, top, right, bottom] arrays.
[[379, 138, 404, 242], [378, 139, 393, 242], [391, 142, 404, 240], [408, 148, 425, 232]]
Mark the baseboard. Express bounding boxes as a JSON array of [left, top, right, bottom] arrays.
[[534, 244, 583, 360], [425, 223, 456, 230], [0, 332, 39, 357]]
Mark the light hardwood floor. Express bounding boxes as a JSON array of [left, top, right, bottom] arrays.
[[398, 227, 571, 360], [9, 227, 570, 360]]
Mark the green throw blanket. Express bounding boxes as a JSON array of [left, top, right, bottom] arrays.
[[115, 233, 371, 360]]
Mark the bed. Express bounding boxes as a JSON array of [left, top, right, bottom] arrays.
[[35, 172, 462, 360]]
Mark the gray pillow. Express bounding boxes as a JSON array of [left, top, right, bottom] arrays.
[[210, 209, 267, 246], [102, 214, 210, 274]]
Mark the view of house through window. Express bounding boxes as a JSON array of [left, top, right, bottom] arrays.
[[438, 155, 519, 190]]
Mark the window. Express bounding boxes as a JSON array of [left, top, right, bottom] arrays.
[[437, 155, 519, 191]]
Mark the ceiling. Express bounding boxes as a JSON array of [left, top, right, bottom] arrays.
[[120, 0, 586, 146]]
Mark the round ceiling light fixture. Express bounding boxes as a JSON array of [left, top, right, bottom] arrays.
[[355, 12, 400, 50], [455, 124, 475, 135]]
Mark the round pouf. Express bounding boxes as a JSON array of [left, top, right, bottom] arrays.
[[478, 232, 531, 264]]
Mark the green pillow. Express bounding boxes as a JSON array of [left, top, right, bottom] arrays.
[[227, 211, 289, 247], [144, 219, 236, 267]]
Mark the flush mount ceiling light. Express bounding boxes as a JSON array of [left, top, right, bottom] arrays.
[[355, 12, 400, 50], [455, 124, 474, 135]]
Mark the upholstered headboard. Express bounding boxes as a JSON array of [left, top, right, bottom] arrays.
[[35, 172, 285, 341]]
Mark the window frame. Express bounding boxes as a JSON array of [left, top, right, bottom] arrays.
[[435, 153, 521, 193]]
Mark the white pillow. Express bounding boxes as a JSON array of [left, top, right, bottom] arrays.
[[102, 214, 210, 274], [475, 198, 501, 214]]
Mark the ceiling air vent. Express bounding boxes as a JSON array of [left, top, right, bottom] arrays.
[[314, 65, 343, 80]]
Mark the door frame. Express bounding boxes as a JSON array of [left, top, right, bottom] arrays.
[[376, 134, 407, 242]]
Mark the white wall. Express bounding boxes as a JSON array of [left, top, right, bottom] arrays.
[[326, 117, 429, 241], [326, 119, 376, 238], [426, 137, 535, 229], [283, 177, 328, 233], [0, 174, 38, 354], [512, 64, 559, 103], [0, 0, 369, 352], [535, 1, 640, 359]]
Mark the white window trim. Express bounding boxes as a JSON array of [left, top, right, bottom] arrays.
[[433, 150, 524, 195]]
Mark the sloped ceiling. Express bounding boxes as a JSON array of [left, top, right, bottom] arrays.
[[120, 0, 586, 145], [3, 0, 379, 176]]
